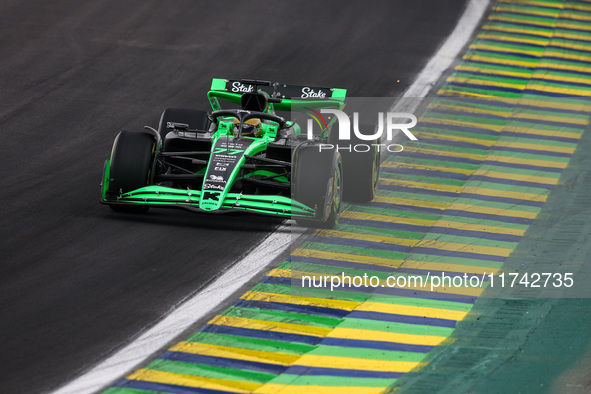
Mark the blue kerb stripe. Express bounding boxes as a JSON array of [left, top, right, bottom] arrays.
[[444, 81, 524, 94], [474, 37, 548, 50], [529, 76, 591, 90], [536, 65, 591, 78], [479, 159, 564, 172], [522, 87, 591, 97], [490, 145, 573, 158], [501, 130, 581, 144], [285, 279, 478, 304], [290, 255, 416, 274], [201, 325, 323, 345], [290, 256, 501, 281], [236, 299, 455, 329], [338, 217, 524, 242], [428, 106, 514, 120], [353, 201, 444, 215], [378, 183, 460, 198], [381, 165, 471, 181], [158, 350, 287, 374], [494, 2, 564, 11], [377, 183, 548, 206], [114, 379, 231, 394], [483, 19, 591, 35], [393, 151, 482, 166], [444, 208, 535, 225], [234, 299, 350, 318], [455, 191, 546, 206], [485, 19, 555, 33], [417, 122, 501, 136], [428, 106, 587, 130], [309, 235, 507, 263], [465, 47, 542, 60], [457, 58, 534, 71], [319, 336, 435, 353], [412, 137, 493, 151], [467, 175, 556, 190], [547, 43, 591, 56], [284, 365, 404, 379], [277, 278, 477, 304], [347, 311, 457, 328], [489, 11, 559, 23]]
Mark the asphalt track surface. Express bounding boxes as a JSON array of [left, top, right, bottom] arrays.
[[0, 1, 469, 393]]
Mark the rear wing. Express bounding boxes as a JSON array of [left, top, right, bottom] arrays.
[[208, 78, 346, 111]]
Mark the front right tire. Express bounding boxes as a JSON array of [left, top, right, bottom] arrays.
[[293, 146, 343, 228], [107, 130, 155, 213]]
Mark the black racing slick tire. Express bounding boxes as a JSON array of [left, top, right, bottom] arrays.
[[340, 139, 380, 202], [107, 130, 155, 213], [158, 108, 210, 140], [333, 122, 380, 202], [293, 146, 343, 228]]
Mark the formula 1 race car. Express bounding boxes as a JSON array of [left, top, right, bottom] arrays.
[[100, 78, 380, 227]]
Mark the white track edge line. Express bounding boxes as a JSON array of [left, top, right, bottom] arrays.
[[53, 1, 489, 392], [53, 225, 295, 394]]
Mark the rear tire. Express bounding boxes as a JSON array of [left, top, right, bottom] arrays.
[[108, 130, 155, 213], [158, 108, 210, 140], [293, 146, 343, 228], [341, 141, 380, 202], [336, 124, 380, 202]]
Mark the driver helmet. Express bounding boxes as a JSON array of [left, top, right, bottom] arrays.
[[233, 118, 262, 137]]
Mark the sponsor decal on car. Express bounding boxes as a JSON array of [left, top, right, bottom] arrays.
[[203, 183, 225, 191], [301, 87, 327, 98], [231, 82, 255, 93], [208, 175, 226, 183]]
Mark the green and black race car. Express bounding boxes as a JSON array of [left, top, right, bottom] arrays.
[[100, 78, 380, 227]]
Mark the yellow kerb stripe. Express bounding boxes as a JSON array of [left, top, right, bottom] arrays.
[[503, 125, 582, 140], [467, 44, 542, 57], [446, 202, 539, 219], [485, 155, 568, 169], [170, 341, 299, 365], [482, 24, 553, 38], [510, 111, 588, 126], [255, 384, 387, 394], [294, 354, 422, 373], [328, 327, 447, 346], [434, 220, 526, 236], [461, 186, 548, 202], [318, 229, 418, 246], [382, 161, 474, 176], [472, 169, 559, 185], [379, 178, 462, 193], [242, 291, 359, 311], [340, 210, 435, 227], [318, 229, 511, 257], [403, 146, 486, 160], [292, 248, 404, 268], [462, 54, 538, 68], [414, 238, 513, 257], [127, 369, 258, 392], [419, 115, 506, 132], [413, 131, 496, 146], [357, 301, 469, 321], [476, 33, 548, 47], [209, 315, 331, 337]]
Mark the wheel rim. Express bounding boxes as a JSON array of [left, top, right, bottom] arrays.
[[373, 151, 380, 188], [334, 162, 343, 212]]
